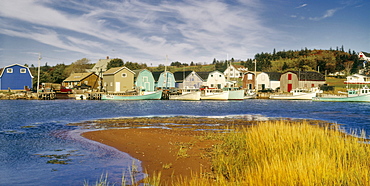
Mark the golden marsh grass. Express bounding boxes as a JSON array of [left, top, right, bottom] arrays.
[[85, 119, 370, 185]]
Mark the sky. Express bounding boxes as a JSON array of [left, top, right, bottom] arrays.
[[0, 0, 369, 67]]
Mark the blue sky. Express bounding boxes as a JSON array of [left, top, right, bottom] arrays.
[[0, 0, 369, 67]]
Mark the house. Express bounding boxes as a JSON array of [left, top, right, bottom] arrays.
[[63, 72, 101, 90], [152, 71, 176, 89], [133, 69, 156, 92], [223, 65, 248, 78], [173, 71, 204, 89], [280, 71, 326, 92], [242, 72, 257, 90], [197, 71, 226, 89], [103, 67, 135, 93], [88, 56, 111, 74], [256, 72, 281, 91], [0, 64, 33, 90], [358, 52, 370, 61], [344, 74, 370, 84]]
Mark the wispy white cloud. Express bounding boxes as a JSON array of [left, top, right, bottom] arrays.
[[309, 8, 339, 21], [296, 4, 307, 8], [0, 0, 276, 64]]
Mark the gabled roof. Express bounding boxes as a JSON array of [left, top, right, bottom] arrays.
[[264, 72, 282, 81], [151, 71, 174, 81], [89, 58, 111, 73], [232, 65, 248, 72], [196, 72, 211, 81], [173, 71, 192, 81], [287, 71, 325, 81], [103, 66, 135, 75], [63, 72, 96, 82], [360, 51, 370, 57], [0, 63, 34, 78]]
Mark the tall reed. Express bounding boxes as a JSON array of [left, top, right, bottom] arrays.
[[208, 120, 370, 185], [86, 120, 370, 185]]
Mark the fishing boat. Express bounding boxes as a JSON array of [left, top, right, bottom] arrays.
[[312, 86, 370, 102], [101, 90, 162, 100], [244, 89, 257, 99], [169, 89, 201, 101], [223, 87, 245, 100], [269, 88, 322, 100], [200, 88, 229, 100]]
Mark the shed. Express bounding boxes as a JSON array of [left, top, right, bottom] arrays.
[[0, 64, 33, 90]]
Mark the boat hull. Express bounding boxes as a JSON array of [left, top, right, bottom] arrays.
[[201, 91, 229, 100], [270, 92, 316, 100], [169, 91, 201, 101], [101, 91, 162, 100], [312, 94, 370, 102], [227, 89, 245, 100]]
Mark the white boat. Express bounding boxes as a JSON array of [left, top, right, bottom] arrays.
[[200, 88, 229, 100], [270, 88, 322, 100], [169, 89, 201, 101], [101, 90, 162, 100], [244, 89, 257, 99], [313, 86, 370, 102], [223, 87, 245, 100]]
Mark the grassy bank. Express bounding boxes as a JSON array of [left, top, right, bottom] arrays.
[[86, 119, 370, 186]]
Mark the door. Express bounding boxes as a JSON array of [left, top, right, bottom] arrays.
[[115, 82, 120, 92], [287, 84, 292, 92]]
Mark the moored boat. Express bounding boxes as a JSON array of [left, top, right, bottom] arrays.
[[244, 89, 257, 99], [200, 88, 229, 100], [223, 87, 244, 100], [169, 89, 201, 101], [270, 88, 321, 100], [312, 86, 370, 102], [101, 90, 162, 100]]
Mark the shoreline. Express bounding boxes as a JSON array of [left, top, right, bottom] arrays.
[[73, 116, 334, 184], [82, 128, 216, 184]]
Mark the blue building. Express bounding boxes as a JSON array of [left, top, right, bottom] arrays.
[[0, 64, 33, 90], [134, 69, 156, 92], [152, 71, 176, 89]]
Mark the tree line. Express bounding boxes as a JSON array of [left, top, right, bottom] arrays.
[[20, 47, 367, 90]]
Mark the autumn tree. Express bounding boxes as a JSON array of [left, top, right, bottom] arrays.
[[64, 58, 91, 76], [107, 58, 123, 70]]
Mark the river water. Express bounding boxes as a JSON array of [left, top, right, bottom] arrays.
[[0, 99, 369, 185]]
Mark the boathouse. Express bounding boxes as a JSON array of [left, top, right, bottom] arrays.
[[0, 64, 33, 90], [197, 71, 227, 89], [103, 66, 135, 93], [173, 71, 204, 89], [63, 72, 101, 90], [134, 69, 156, 92], [242, 72, 257, 90], [280, 71, 325, 92], [152, 71, 176, 89], [256, 72, 281, 91]]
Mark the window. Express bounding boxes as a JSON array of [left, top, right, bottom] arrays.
[[20, 69, 26, 73], [288, 74, 292, 80], [211, 75, 213, 77], [210, 84, 214, 87], [110, 82, 113, 86], [247, 74, 252, 80], [7, 68, 13, 73], [122, 73, 127, 78], [219, 75, 222, 77]]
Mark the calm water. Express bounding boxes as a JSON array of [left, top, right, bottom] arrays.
[[0, 99, 369, 185]]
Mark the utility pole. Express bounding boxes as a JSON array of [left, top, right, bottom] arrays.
[[37, 53, 41, 98], [253, 59, 257, 93]]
